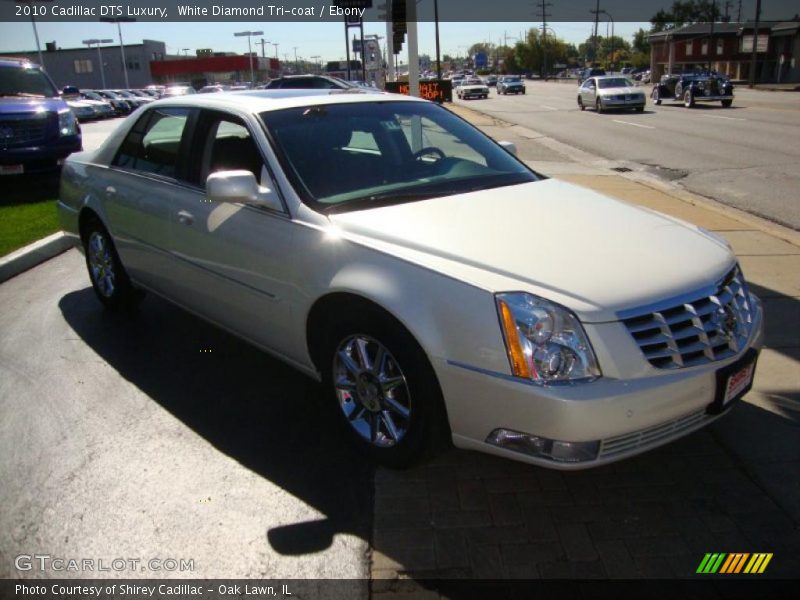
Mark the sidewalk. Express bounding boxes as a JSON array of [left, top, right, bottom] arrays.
[[371, 105, 800, 592]]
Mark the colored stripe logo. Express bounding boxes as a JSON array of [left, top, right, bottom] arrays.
[[696, 553, 773, 574]]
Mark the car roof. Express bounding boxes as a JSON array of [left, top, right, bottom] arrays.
[[0, 56, 40, 69], [144, 89, 422, 114]]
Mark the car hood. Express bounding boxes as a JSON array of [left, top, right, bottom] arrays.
[[598, 86, 643, 96], [0, 96, 64, 113], [328, 179, 734, 322]]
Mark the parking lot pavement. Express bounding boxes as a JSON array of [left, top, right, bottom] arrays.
[[371, 105, 800, 592], [0, 251, 370, 585]]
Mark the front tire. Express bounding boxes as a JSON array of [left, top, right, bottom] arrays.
[[321, 309, 447, 468], [596, 98, 604, 113], [721, 99, 732, 107], [653, 89, 662, 105], [684, 90, 695, 108], [82, 219, 142, 310]]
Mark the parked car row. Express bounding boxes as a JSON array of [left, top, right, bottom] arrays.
[[60, 86, 159, 121]]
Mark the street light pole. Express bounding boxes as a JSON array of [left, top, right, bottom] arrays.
[[234, 30, 263, 85], [600, 10, 614, 72], [100, 16, 135, 88], [82, 38, 114, 88]]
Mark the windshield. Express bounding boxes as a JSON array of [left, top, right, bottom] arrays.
[[506, 76, 521, 82], [0, 64, 59, 98], [598, 78, 635, 89], [260, 100, 537, 213]]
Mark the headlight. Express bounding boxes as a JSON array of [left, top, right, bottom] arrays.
[[58, 108, 78, 136], [496, 293, 601, 383]]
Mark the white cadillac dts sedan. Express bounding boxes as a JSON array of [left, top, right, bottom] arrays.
[[57, 90, 763, 469]]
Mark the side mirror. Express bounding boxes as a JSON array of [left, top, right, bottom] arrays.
[[206, 170, 282, 211], [498, 141, 517, 156]]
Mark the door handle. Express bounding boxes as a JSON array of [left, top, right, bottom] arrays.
[[177, 210, 194, 226]]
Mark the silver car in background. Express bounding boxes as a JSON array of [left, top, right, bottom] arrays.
[[578, 76, 647, 113]]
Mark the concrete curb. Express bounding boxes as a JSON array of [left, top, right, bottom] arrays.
[[0, 232, 74, 284]]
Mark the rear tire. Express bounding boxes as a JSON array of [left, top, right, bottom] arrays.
[[578, 97, 585, 110], [321, 308, 448, 468], [82, 218, 143, 310]]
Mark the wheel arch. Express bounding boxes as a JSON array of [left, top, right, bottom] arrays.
[[306, 290, 438, 377], [78, 206, 106, 244]]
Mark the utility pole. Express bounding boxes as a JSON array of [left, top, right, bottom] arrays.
[[592, 0, 600, 64], [709, 0, 717, 72], [748, 0, 761, 88], [256, 38, 269, 58], [723, 0, 732, 21], [293, 46, 298, 74], [538, 0, 552, 80], [737, 0, 742, 23]]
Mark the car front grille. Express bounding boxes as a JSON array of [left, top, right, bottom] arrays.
[[0, 114, 50, 147], [622, 267, 754, 369], [599, 409, 710, 458]]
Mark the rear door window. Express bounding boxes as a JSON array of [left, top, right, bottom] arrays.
[[113, 107, 192, 180]]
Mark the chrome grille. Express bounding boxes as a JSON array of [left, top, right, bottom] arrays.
[[622, 267, 754, 369], [599, 409, 710, 458], [0, 114, 49, 147]]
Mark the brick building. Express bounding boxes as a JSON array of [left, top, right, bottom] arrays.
[[648, 21, 800, 83]]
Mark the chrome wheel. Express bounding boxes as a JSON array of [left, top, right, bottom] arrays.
[[87, 231, 115, 298], [333, 334, 411, 448]]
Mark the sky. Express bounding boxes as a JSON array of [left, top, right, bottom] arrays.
[[0, 20, 647, 63]]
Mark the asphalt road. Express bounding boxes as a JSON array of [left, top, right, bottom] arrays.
[[0, 249, 371, 585], [456, 81, 800, 230]]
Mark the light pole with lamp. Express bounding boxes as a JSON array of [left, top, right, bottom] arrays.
[[100, 16, 135, 88], [233, 30, 263, 85], [310, 55, 321, 74], [82, 38, 114, 88]]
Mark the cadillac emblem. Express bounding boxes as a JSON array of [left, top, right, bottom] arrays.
[[710, 304, 738, 341]]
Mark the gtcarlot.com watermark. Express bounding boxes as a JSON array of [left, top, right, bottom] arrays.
[[15, 554, 194, 573]]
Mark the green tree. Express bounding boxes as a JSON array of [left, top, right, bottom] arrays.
[[633, 28, 650, 54], [651, 0, 725, 32]]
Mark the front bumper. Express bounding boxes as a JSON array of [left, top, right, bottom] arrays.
[[600, 96, 646, 109], [1, 135, 82, 174], [692, 94, 734, 102], [437, 294, 763, 469]]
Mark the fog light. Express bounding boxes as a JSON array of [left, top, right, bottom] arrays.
[[486, 428, 600, 463]]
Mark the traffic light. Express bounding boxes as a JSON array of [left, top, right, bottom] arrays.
[[392, 0, 406, 54]]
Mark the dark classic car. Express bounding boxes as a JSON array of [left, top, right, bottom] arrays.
[[652, 72, 734, 108]]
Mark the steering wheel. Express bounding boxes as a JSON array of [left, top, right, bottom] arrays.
[[412, 147, 446, 162]]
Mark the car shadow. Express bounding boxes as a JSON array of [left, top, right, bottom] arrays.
[[58, 288, 373, 556], [58, 275, 799, 581], [0, 172, 60, 205], [656, 103, 743, 111]]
